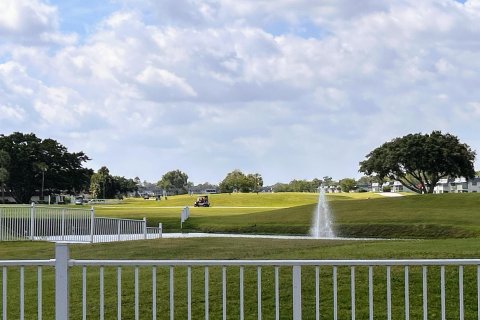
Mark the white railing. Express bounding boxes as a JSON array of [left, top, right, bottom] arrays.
[[2, 243, 480, 319], [0, 204, 162, 243]]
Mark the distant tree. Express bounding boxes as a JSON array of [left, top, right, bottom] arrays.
[[339, 178, 357, 192], [157, 170, 189, 195], [322, 176, 333, 187], [112, 176, 137, 197], [0, 132, 91, 203], [90, 167, 111, 198], [219, 170, 247, 193], [359, 131, 476, 194], [271, 182, 289, 192], [311, 178, 322, 190], [288, 179, 313, 192], [133, 176, 142, 196], [246, 173, 263, 193], [271, 178, 321, 192], [194, 182, 219, 192], [357, 176, 373, 186]]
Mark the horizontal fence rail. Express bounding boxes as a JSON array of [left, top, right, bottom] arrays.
[[0, 204, 162, 243], [3, 244, 480, 319]]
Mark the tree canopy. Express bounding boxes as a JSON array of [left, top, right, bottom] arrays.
[[339, 178, 357, 192], [219, 170, 263, 193], [0, 132, 92, 203], [272, 178, 321, 192], [157, 170, 189, 195], [90, 166, 137, 198], [359, 131, 476, 194]]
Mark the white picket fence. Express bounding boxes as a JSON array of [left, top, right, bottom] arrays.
[[1, 243, 480, 320], [0, 204, 162, 243]]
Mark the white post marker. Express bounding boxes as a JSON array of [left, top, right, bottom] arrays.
[[30, 202, 36, 240], [55, 243, 69, 320]]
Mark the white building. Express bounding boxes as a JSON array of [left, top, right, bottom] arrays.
[[392, 181, 407, 193], [434, 177, 480, 193], [371, 182, 382, 192]]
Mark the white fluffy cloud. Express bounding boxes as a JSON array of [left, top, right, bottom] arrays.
[[0, 0, 76, 45], [1, 0, 480, 184]]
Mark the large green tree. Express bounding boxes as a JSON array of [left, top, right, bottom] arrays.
[[157, 170, 189, 195], [220, 171, 264, 193], [219, 170, 247, 193], [0, 132, 92, 203], [111, 176, 137, 197], [90, 167, 138, 199], [359, 131, 476, 194], [246, 173, 263, 193], [339, 178, 357, 192], [90, 166, 111, 198]]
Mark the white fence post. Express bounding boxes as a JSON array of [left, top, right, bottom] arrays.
[[292, 266, 302, 320], [61, 209, 65, 241], [143, 217, 147, 239], [117, 219, 121, 241], [30, 202, 35, 240], [159, 223, 163, 238], [181, 207, 189, 229], [89, 207, 95, 243], [55, 243, 70, 320]]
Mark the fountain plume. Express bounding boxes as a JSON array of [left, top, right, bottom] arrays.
[[310, 185, 335, 238]]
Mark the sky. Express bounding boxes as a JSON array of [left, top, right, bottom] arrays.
[[1, 0, 480, 186]]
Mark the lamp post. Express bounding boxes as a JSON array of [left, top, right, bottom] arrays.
[[103, 178, 106, 199], [41, 168, 46, 201]]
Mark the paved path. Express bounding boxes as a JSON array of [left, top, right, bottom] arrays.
[[376, 192, 404, 197]]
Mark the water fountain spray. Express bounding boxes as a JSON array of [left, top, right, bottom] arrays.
[[310, 184, 335, 238]]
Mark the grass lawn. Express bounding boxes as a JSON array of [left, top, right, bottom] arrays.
[[88, 192, 480, 238], [2, 191, 480, 318], [2, 237, 480, 319]]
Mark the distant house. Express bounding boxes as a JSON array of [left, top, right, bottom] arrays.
[[434, 176, 480, 193], [371, 181, 416, 193], [371, 182, 382, 192], [391, 181, 406, 192], [392, 181, 407, 193], [355, 183, 372, 192]]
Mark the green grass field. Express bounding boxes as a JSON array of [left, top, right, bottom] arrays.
[[2, 192, 480, 319], [91, 192, 480, 238]]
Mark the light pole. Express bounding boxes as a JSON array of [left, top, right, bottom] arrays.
[[41, 168, 46, 201], [103, 178, 106, 199]]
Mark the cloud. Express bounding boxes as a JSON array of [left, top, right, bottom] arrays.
[[2, 0, 480, 184], [0, 0, 57, 34], [0, 104, 26, 122], [0, 0, 76, 45], [136, 66, 197, 100]]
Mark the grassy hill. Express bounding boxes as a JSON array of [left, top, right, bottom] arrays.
[[89, 192, 480, 238]]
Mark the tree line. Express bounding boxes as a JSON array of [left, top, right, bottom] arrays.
[[0, 132, 266, 203], [1, 131, 476, 203]]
